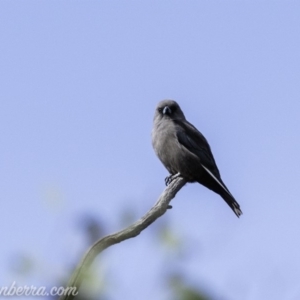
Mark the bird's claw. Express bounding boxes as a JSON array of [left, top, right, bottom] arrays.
[[164, 173, 181, 186], [165, 175, 173, 186]]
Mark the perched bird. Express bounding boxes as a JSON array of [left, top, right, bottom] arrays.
[[152, 100, 242, 217]]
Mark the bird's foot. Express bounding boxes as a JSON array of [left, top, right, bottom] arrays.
[[165, 175, 173, 186], [167, 205, 172, 209], [165, 172, 181, 186]]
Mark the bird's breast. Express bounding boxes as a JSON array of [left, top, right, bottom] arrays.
[[153, 126, 196, 178]]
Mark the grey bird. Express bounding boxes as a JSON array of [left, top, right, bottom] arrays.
[[152, 100, 242, 217]]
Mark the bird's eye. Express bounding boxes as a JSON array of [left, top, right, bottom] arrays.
[[158, 107, 163, 113]]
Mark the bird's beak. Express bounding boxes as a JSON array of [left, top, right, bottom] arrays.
[[163, 106, 172, 115]]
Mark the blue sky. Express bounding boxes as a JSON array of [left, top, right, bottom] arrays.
[[1, 1, 300, 299]]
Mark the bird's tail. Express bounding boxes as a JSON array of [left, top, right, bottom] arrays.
[[200, 164, 242, 218], [221, 192, 243, 218]]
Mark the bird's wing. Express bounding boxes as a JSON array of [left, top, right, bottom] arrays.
[[174, 119, 233, 196], [174, 120, 219, 174]]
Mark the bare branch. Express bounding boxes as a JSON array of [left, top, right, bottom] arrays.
[[59, 177, 187, 300]]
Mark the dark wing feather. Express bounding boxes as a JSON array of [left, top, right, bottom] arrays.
[[173, 119, 241, 217], [174, 119, 220, 177]]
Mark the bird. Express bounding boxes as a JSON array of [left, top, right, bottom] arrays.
[[151, 99, 242, 217]]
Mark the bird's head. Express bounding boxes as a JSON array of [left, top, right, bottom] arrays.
[[155, 100, 186, 121]]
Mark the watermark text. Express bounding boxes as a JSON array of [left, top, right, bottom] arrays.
[[0, 281, 78, 297]]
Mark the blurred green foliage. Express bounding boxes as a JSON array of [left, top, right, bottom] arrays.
[[9, 210, 215, 300]]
